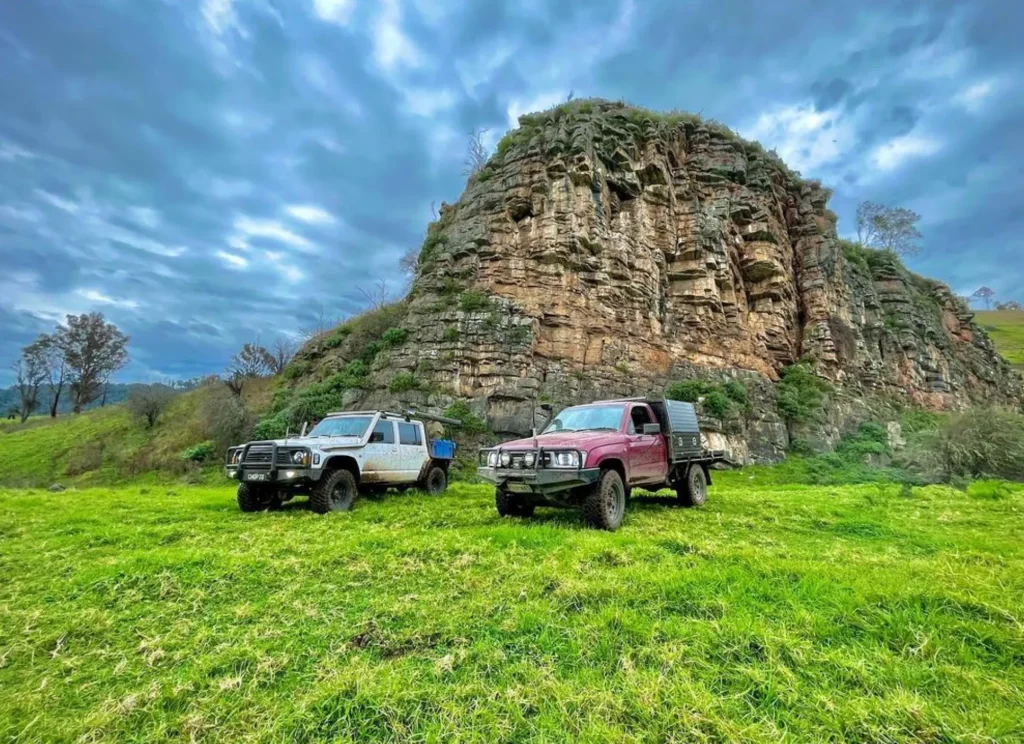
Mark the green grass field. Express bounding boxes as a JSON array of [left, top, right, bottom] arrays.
[[977, 310, 1024, 369], [2, 477, 1023, 742]]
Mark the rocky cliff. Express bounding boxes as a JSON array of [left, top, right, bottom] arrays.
[[291, 100, 1021, 462]]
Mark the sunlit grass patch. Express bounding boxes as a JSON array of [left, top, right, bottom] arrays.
[[1, 480, 1022, 742]]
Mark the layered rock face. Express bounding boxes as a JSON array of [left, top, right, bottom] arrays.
[[304, 101, 1020, 462]]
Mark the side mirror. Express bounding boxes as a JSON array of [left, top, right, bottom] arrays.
[[369, 432, 384, 443], [643, 423, 662, 435], [300, 421, 308, 437]]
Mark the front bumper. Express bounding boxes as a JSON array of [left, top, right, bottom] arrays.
[[477, 466, 601, 495], [225, 466, 322, 484]]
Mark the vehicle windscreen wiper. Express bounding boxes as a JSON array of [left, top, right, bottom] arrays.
[[573, 427, 617, 432]]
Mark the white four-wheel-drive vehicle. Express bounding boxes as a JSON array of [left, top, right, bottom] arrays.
[[225, 410, 458, 513]]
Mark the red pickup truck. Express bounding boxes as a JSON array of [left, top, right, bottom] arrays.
[[478, 397, 730, 530]]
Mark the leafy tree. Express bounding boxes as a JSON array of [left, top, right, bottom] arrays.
[[24, 333, 69, 418], [995, 300, 1022, 311], [972, 286, 996, 310], [12, 342, 48, 423], [54, 313, 129, 413], [855, 201, 923, 257], [126, 384, 176, 428]]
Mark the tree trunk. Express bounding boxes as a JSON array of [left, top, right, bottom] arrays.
[[101, 385, 108, 407], [50, 388, 61, 417]]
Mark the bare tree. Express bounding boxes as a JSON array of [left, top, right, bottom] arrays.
[[225, 341, 272, 396], [12, 342, 48, 423], [301, 301, 338, 342], [55, 313, 129, 413], [267, 338, 297, 374], [855, 201, 923, 256], [357, 278, 392, 310], [126, 384, 176, 428], [399, 245, 420, 278], [463, 128, 490, 177], [33, 333, 68, 417], [972, 286, 996, 310]]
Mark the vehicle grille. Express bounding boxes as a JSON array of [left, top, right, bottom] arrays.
[[242, 444, 293, 469]]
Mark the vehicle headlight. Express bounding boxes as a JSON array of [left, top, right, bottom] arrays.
[[291, 450, 309, 465], [500, 452, 512, 467], [487, 451, 499, 467], [523, 452, 536, 467], [549, 451, 580, 468]]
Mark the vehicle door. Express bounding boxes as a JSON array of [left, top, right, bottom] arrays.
[[626, 404, 666, 483], [362, 418, 399, 483], [396, 421, 426, 483]]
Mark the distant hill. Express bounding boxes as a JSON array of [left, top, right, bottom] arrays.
[[977, 311, 1024, 370], [0, 383, 134, 418]]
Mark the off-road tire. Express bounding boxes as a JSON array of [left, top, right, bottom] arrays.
[[237, 483, 277, 512], [424, 466, 447, 495], [677, 464, 708, 507], [583, 469, 626, 530], [310, 468, 358, 514], [495, 488, 535, 518]]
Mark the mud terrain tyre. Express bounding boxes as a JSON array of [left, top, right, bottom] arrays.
[[237, 483, 278, 512], [495, 488, 535, 518], [583, 469, 626, 530], [677, 464, 707, 507], [424, 466, 447, 495], [310, 468, 358, 514]]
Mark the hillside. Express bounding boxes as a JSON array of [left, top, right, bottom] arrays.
[[2, 479, 1023, 741], [278, 100, 1020, 463], [977, 310, 1024, 369], [0, 380, 272, 487]]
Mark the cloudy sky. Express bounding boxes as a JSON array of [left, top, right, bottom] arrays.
[[1, 0, 1021, 384]]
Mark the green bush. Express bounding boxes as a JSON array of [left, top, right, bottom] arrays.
[[322, 327, 351, 350], [459, 290, 492, 313], [443, 400, 488, 435], [901, 407, 1024, 483], [836, 422, 891, 461], [776, 363, 831, 424], [420, 231, 448, 266], [181, 441, 216, 463], [665, 380, 711, 403], [382, 328, 408, 347], [388, 373, 419, 394], [442, 327, 459, 343], [253, 415, 288, 440], [967, 480, 1016, 500], [723, 380, 748, 408], [283, 360, 311, 380], [343, 359, 368, 379], [290, 392, 343, 424], [703, 391, 730, 418]]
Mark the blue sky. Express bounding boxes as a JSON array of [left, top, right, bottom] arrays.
[[1, 0, 1021, 384]]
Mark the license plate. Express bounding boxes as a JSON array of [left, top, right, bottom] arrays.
[[246, 473, 268, 482], [507, 483, 533, 494]]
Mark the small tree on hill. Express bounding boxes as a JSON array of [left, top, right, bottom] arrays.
[[53, 313, 128, 413], [266, 338, 296, 375], [463, 128, 489, 177], [126, 384, 176, 428], [33, 333, 68, 417], [972, 286, 995, 310], [225, 341, 273, 396], [856, 201, 923, 257], [12, 342, 48, 423]]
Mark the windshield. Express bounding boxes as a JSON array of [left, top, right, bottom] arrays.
[[542, 405, 624, 434], [307, 416, 372, 438]]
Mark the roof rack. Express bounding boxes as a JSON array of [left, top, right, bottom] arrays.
[[324, 409, 461, 427]]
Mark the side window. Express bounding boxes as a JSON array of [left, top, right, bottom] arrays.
[[371, 420, 394, 444], [629, 406, 654, 434], [398, 422, 422, 445]]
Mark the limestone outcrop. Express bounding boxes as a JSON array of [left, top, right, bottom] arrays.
[[293, 100, 1020, 462]]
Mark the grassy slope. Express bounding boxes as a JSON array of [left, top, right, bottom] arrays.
[[0, 381, 273, 487], [977, 310, 1024, 369], [2, 478, 1022, 742]]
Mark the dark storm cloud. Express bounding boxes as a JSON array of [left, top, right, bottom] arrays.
[[1, 0, 1021, 384]]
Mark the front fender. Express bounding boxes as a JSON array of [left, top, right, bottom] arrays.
[[585, 446, 630, 482]]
